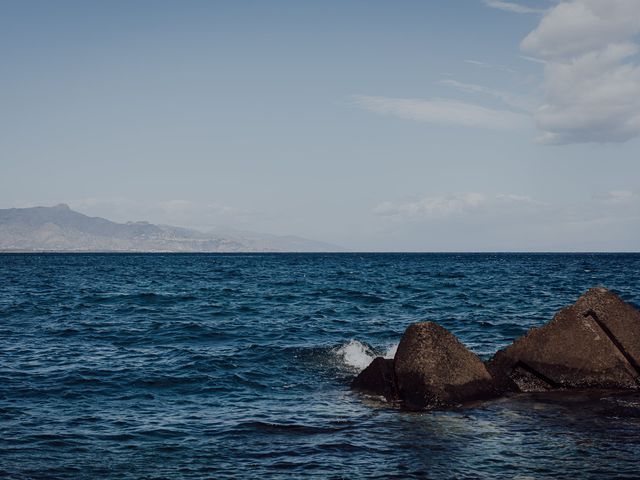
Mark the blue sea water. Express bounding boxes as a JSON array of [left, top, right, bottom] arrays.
[[1, 253, 640, 479]]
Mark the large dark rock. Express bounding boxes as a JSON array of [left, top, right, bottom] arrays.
[[574, 287, 640, 369], [351, 357, 397, 400], [487, 288, 640, 393], [394, 322, 496, 410], [351, 287, 640, 411]]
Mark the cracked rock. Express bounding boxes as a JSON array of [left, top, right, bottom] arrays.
[[486, 288, 640, 393]]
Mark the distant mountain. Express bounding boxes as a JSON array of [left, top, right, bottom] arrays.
[[0, 204, 344, 252]]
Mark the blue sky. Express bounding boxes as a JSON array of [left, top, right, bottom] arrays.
[[1, 0, 639, 250]]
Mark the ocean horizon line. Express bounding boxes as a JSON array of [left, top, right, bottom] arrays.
[[1, 250, 639, 255]]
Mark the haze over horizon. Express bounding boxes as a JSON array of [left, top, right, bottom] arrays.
[[2, 0, 639, 251]]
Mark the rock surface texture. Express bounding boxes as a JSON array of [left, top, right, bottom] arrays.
[[351, 322, 496, 409], [350, 357, 397, 400], [487, 287, 640, 393], [352, 287, 640, 410], [394, 322, 495, 409]]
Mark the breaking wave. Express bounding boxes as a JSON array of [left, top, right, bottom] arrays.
[[332, 340, 399, 371]]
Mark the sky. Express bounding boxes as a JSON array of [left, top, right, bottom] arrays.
[[1, 0, 639, 251]]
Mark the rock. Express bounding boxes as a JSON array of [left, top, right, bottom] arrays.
[[487, 288, 640, 393], [394, 322, 496, 410], [574, 287, 640, 370], [351, 357, 397, 400], [351, 288, 640, 410]]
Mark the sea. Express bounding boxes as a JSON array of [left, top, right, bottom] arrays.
[[1, 253, 639, 479]]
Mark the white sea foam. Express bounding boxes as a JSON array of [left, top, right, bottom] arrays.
[[333, 340, 400, 371], [383, 343, 398, 359], [333, 340, 376, 371]]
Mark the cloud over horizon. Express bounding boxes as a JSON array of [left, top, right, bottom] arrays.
[[372, 190, 640, 251], [373, 192, 544, 220]]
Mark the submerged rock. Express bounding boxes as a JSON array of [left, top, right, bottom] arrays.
[[351, 357, 396, 400], [394, 322, 496, 410], [487, 288, 640, 393]]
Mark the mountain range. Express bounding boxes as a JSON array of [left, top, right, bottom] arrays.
[[0, 204, 344, 252]]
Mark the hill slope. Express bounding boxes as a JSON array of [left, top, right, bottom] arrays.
[[0, 204, 343, 252]]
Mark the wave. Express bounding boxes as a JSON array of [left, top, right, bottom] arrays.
[[383, 343, 398, 359], [331, 340, 399, 372]]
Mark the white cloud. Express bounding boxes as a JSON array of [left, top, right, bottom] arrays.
[[356, 0, 640, 145], [464, 59, 516, 73], [371, 190, 640, 251], [518, 55, 547, 64], [600, 190, 638, 204], [522, 0, 640, 58], [522, 0, 640, 144], [374, 193, 487, 218], [440, 79, 536, 111], [483, 0, 546, 14], [373, 193, 542, 219], [353, 95, 530, 130]]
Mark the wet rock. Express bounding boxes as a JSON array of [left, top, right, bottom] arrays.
[[351, 357, 397, 400], [487, 288, 640, 393], [394, 322, 496, 410]]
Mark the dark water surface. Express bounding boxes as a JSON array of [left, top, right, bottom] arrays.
[[1, 253, 639, 479]]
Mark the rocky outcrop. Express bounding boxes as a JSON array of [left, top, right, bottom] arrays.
[[394, 322, 496, 409], [351, 287, 640, 410], [350, 357, 397, 400], [487, 288, 640, 393], [352, 322, 497, 410]]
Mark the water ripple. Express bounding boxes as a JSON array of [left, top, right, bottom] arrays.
[[0, 253, 639, 478]]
